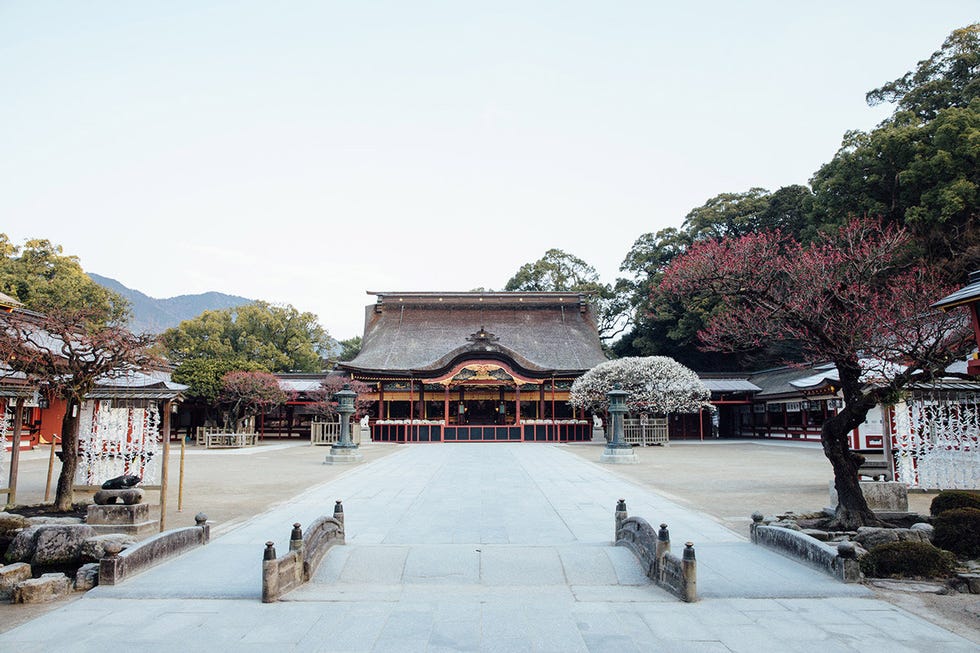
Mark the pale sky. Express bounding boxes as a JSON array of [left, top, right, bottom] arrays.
[[2, 2, 977, 340]]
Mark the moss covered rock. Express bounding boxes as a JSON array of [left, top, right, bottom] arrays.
[[932, 507, 980, 558], [930, 490, 980, 517]]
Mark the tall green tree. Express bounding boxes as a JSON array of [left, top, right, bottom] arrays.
[[867, 23, 980, 123], [615, 187, 815, 368], [504, 249, 628, 340], [0, 235, 128, 324], [813, 24, 980, 279], [161, 301, 332, 372], [681, 188, 772, 241], [336, 336, 363, 362], [162, 301, 333, 399]]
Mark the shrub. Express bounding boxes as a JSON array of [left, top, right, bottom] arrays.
[[859, 541, 957, 578], [929, 490, 980, 516], [932, 507, 980, 558]]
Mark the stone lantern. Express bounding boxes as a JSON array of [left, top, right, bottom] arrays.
[[324, 384, 363, 464], [600, 383, 638, 464]]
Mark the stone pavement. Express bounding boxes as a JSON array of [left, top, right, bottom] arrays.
[[1, 444, 975, 652]]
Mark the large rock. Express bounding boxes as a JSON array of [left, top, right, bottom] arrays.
[[0, 562, 33, 600], [81, 534, 137, 562], [27, 516, 83, 526], [5, 526, 41, 563], [0, 512, 31, 533], [852, 526, 930, 550], [910, 522, 935, 540], [12, 573, 72, 603], [33, 525, 97, 565]]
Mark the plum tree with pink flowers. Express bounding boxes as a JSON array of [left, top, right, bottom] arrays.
[[658, 218, 973, 527], [218, 370, 287, 432]]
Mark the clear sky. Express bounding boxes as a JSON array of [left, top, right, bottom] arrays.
[[2, 2, 977, 340]]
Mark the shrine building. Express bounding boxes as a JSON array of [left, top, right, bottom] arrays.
[[338, 291, 608, 443]]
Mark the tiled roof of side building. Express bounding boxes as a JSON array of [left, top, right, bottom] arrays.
[[747, 365, 836, 398], [932, 270, 980, 310]]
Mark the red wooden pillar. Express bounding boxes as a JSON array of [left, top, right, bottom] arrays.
[[515, 384, 522, 441], [409, 379, 415, 442], [550, 378, 556, 441], [443, 384, 450, 426]]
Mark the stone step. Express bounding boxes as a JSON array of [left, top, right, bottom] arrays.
[[12, 573, 72, 603], [0, 562, 33, 600]]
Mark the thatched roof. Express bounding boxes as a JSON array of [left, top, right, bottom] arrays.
[[340, 292, 608, 377]]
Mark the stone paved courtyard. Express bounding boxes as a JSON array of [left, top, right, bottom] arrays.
[[1, 443, 977, 652]]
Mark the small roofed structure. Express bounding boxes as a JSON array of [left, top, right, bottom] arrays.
[[932, 269, 980, 375], [339, 291, 608, 443], [0, 291, 22, 313]]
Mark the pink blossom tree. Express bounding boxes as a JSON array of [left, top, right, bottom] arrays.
[[306, 376, 373, 420], [658, 218, 973, 528], [0, 308, 156, 510], [218, 371, 287, 432]]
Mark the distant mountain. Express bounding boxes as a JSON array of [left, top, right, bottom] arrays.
[[88, 273, 253, 334]]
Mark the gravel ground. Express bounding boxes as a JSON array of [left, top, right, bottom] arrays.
[[1, 438, 977, 641]]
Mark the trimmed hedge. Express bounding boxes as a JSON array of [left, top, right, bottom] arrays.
[[930, 490, 980, 517], [932, 507, 980, 558], [859, 541, 957, 578]]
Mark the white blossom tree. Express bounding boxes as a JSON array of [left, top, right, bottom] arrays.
[[570, 356, 712, 415]]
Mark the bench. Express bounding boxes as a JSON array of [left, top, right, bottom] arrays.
[[204, 432, 258, 449]]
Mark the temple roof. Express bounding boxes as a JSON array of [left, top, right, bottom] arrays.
[[341, 292, 608, 377], [932, 270, 980, 310]]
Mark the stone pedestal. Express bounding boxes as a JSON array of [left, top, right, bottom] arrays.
[[599, 444, 639, 464], [86, 503, 158, 536], [827, 480, 915, 520], [324, 446, 363, 464]]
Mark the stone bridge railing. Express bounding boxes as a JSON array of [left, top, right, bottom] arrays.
[[99, 513, 210, 585], [261, 500, 346, 603], [614, 500, 697, 602], [749, 512, 861, 583]]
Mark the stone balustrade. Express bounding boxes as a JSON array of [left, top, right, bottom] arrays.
[[749, 512, 862, 583], [614, 499, 697, 602], [99, 513, 210, 585], [261, 500, 346, 603]]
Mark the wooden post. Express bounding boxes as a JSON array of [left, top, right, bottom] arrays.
[[43, 436, 56, 502], [883, 405, 897, 482], [160, 400, 172, 532], [8, 397, 25, 505], [178, 435, 186, 512]]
